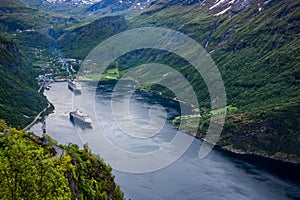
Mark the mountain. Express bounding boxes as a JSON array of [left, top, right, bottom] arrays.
[[131, 0, 300, 110], [1, 0, 299, 162], [0, 0, 78, 51], [57, 0, 300, 162], [42, 0, 101, 5], [0, 33, 48, 127], [22, 0, 156, 19], [128, 0, 300, 162], [58, 15, 128, 58], [0, 2, 125, 198], [0, 0, 78, 127], [85, 0, 156, 13], [22, 0, 102, 8]]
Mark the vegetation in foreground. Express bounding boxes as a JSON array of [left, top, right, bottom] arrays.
[[0, 120, 124, 200]]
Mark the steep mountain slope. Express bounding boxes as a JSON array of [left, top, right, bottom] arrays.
[[0, 0, 60, 32], [59, 0, 300, 161], [129, 0, 299, 105], [0, 0, 79, 54], [127, 0, 300, 161], [0, 126, 124, 199], [58, 15, 128, 58], [0, 0, 76, 127], [0, 33, 48, 127], [3, 0, 299, 162], [22, 0, 156, 20]]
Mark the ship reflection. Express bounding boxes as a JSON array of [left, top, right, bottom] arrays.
[[69, 118, 92, 129], [68, 86, 81, 95]]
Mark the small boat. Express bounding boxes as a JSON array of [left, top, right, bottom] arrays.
[[69, 109, 92, 126]]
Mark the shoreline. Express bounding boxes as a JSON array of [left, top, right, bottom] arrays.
[[141, 89, 300, 165], [84, 78, 300, 165], [176, 125, 300, 183], [177, 126, 300, 182], [38, 79, 300, 182], [214, 145, 300, 183], [179, 126, 300, 164], [22, 102, 52, 131]]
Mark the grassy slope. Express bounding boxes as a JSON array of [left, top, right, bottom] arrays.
[[126, 0, 300, 161], [22, 0, 151, 22], [31, 0, 300, 161], [0, 0, 50, 32], [0, 0, 78, 51], [0, 33, 48, 127], [129, 0, 300, 109], [0, 0, 83, 127], [58, 15, 128, 59]]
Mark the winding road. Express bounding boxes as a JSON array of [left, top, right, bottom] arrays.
[[23, 103, 51, 131]]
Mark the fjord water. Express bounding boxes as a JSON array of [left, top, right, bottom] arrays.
[[30, 81, 300, 200]]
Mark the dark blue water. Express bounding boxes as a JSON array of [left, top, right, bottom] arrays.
[[30, 81, 300, 200]]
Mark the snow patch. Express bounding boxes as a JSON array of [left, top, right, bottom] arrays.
[[228, 0, 236, 5], [45, 0, 102, 5], [258, 3, 262, 12], [210, 0, 227, 10], [214, 6, 231, 16], [264, 0, 272, 6], [210, 0, 236, 10]]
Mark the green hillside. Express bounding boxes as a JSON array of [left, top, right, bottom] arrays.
[[58, 15, 128, 59], [0, 0, 299, 162], [57, 0, 300, 161], [0, 0, 78, 54], [0, 33, 48, 127], [128, 0, 300, 109], [0, 0, 27, 7], [128, 0, 300, 161], [0, 125, 124, 199], [0, 0, 81, 127], [0, 0, 51, 32], [0, 2, 125, 198]]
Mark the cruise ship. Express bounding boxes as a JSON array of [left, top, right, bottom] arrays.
[[68, 78, 82, 93], [69, 109, 92, 126]]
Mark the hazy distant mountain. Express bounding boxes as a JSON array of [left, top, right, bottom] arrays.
[[42, 0, 102, 5], [22, 0, 156, 17]]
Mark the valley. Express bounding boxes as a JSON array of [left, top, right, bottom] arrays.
[[1, 0, 299, 162], [1, 0, 299, 165], [0, 0, 299, 199]]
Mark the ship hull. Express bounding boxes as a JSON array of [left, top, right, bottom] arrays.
[[69, 114, 92, 128], [68, 84, 81, 94], [68, 80, 81, 94]]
